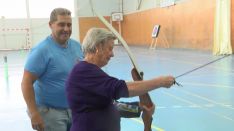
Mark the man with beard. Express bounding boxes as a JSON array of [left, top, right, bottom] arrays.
[[21, 8, 83, 131]]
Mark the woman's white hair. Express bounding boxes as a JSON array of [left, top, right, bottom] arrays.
[[82, 28, 116, 55]]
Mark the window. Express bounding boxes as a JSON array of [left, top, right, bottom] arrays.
[[0, 0, 27, 18], [0, 0, 74, 18], [160, 0, 175, 7], [29, 0, 74, 18]]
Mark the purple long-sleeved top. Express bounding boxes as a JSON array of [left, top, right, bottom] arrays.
[[66, 61, 129, 131]]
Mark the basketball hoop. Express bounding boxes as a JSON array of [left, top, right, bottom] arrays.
[[111, 12, 123, 22]]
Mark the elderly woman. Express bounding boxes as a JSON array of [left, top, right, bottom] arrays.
[[66, 28, 175, 131]]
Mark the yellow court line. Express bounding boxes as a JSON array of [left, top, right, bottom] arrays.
[[130, 118, 164, 131]]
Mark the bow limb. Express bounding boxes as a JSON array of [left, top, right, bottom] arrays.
[[94, 10, 153, 105], [94, 10, 153, 130], [94, 10, 142, 76]]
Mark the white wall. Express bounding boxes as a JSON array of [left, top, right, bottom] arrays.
[[77, 0, 119, 17], [122, 0, 186, 14], [0, 18, 79, 50], [0, 0, 187, 50], [123, 0, 158, 14], [0, 0, 121, 50]]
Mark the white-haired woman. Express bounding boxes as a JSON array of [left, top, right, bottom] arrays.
[[66, 28, 175, 131]]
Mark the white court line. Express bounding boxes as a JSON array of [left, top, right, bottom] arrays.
[[172, 105, 182, 108], [166, 88, 234, 122], [157, 106, 167, 109], [154, 55, 234, 73], [224, 104, 232, 107], [204, 104, 214, 107], [162, 90, 234, 122], [174, 87, 234, 110], [181, 82, 234, 89], [189, 105, 203, 108], [156, 105, 215, 109], [162, 91, 199, 106]]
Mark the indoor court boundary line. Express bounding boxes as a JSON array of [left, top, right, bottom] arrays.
[[177, 72, 234, 78], [174, 87, 234, 110], [143, 52, 234, 74], [130, 118, 164, 131], [162, 91, 199, 106], [181, 82, 234, 89], [162, 90, 234, 122]]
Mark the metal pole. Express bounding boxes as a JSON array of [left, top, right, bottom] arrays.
[[25, 0, 33, 49], [4, 55, 9, 82], [73, 0, 80, 40], [1, 16, 7, 49]]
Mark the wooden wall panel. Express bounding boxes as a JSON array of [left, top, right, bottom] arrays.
[[79, 17, 118, 43], [121, 0, 215, 50], [78, 0, 233, 51]]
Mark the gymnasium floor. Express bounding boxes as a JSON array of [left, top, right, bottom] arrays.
[[0, 46, 233, 131]]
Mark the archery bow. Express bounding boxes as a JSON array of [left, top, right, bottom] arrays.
[[93, 10, 153, 130]]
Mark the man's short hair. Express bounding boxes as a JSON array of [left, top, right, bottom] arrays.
[[50, 8, 71, 23]]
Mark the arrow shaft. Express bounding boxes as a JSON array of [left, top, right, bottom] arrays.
[[176, 54, 230, 78]]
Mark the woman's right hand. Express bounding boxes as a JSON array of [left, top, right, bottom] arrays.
[[160, 75, 175, 88]]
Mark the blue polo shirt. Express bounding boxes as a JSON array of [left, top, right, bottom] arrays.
[[25, 35, 83, 108]]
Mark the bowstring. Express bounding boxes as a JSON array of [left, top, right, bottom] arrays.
[[174, 54, 231, 86]]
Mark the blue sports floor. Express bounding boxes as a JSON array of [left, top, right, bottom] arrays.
[[0, 46, 234, 131]]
